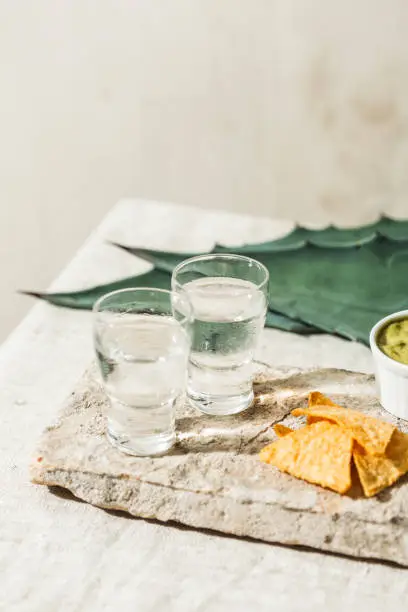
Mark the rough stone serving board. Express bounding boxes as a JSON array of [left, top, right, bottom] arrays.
[[31, 366, 408, 566]]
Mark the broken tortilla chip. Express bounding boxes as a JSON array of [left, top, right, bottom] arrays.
[[308, 391, 338, 407], [353, 429, 408, 497], [274, 424, 293, 437], [292, 405, 394, 456], [260, 421, 353, 494]]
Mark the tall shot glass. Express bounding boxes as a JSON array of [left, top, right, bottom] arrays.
[[93, 288, 193, 456], [172, 254, 269, 416]]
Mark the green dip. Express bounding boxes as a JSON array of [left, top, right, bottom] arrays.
[[378, 318, 408, 364]]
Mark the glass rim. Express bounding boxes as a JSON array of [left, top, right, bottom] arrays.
[[92, 286, 194, 324], [172, 253, 269, 291]]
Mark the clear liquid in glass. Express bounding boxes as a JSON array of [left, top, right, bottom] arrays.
[[183, 276, 266, 415], [95, 314, 189, 455]]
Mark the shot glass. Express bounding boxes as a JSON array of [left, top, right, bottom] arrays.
[[172, 254, 269, 416], [93, 288, 193, 456]]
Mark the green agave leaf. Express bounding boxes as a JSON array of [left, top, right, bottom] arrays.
[[262, 241, 408, 312], [214, 225, 378, 252], [375, 216, 408, 241], [24, 217, 408, 344], [110, 215, 408, 266], [21, 269, 172, 309], [111, 235, 408, 345], [111, 241, 407, 313], [257, 240, 408, 345], [107, 244, 321, 334], [214, 227, 311, 253], [214, 216, 408, 253], [22, 265, 319, 334], [265, 310, 321, 335]]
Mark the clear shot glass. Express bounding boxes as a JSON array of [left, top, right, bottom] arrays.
[[94, 288, 193, 456], [172, 254, 269, 416]]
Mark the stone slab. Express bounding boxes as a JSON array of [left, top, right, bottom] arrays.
[[5, 199, 408, 612], [31, 364, 408, 567]]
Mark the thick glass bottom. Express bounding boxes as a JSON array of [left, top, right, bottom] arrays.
[[107, 426, 175, 456], [188, 387, 254, 416]]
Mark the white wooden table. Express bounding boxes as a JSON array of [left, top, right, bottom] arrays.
[[1, 200, 404, 612]]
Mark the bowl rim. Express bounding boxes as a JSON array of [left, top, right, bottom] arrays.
[[370, 309, 408, 373]]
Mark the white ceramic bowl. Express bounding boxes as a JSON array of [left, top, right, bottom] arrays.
[[370, 309, 408, 420]]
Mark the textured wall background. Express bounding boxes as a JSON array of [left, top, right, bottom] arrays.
[[1, 0, 408, 339]]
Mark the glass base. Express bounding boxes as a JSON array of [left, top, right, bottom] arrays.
[[107, 428, 175, 457], [188, 388, 254, 416]]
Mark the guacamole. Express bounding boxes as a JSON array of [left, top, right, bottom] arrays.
[[378, 318, 408, 364]]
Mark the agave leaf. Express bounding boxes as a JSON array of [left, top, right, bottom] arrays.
[[110, 234, 408, 345], [111, 240, 401, 314], [107, 245, 322, 333], [22, 265, 318, 334], [23, 217, 408, 344], [110, 216, 408, 266], [115, 234, 376, 262], [21, 269, 171, 309], [214, 216, 408, 253], [376, 216, 408, 241], [265, 310, 321, 335], [256, 240, 408, 344], [214, 225, 378, 251]]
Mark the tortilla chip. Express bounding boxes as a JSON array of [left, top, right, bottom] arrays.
[[274, 424, 293, 437], [259, 442, 275, 463], [292, 405, 394, 456], [387, 429, 408, 469], [257, 426, 295, 460], [354, 429, 408, 497], [306, 392, 338, 424], [260, 421, 353, 494], [308, 391, 338, 407], [353, 449, 399, 497]]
